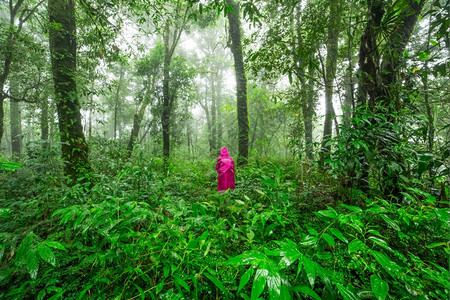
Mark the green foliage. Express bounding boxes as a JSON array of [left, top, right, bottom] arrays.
[[0, 157, 448, 299], [0, 157, 22, 171]]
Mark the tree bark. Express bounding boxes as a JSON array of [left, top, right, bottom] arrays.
[[210, 75, 217, 153], [321, 0, 340, 160], [357, 0, 384, 109], [127, 81, 153, 156], [227, 0, 249, 164], [380, 0, 426, 111], [10, 93, 22, 157], [48, 0, 91, 182], [113, 68, 124, 140], [41, 96, 49, 148]]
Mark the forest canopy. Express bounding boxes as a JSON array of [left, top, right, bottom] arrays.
[[0, 0, 449, 299]]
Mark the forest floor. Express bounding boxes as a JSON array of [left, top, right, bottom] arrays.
[[0, 153, 448, 299]]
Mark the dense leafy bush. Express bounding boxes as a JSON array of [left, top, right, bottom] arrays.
[[0, 158, 448, 299]]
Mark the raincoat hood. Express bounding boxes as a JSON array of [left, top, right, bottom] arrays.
[[220, 147, 229, 158]]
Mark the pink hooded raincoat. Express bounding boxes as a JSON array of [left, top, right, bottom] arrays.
[[216, 147, 235, 191]]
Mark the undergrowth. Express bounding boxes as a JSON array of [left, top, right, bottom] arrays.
[[0, 154, 448, 299]]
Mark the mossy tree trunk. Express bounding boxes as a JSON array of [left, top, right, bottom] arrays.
[[48, 0, 91, 182], [226, 0, 249, 164]]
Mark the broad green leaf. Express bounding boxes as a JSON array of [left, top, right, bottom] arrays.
[[251, 261, 269, 300], [227, 250, 266, 266], [368, 237, 393, 252], [302, 256, 315, 287], [271, 239, 301, 268], [322, 233, 335, 247], [370, 250, 399, 279], [368, 229, 385, 238], [27, 250, 39, 279], [47, 294, 62, 300], [315, 209, 337, 219], [204, 272, 227, 294], [316, 251, 332, 260], [300, 235, 318, 246], [267, 271, 282, 300], [280, 285, 291, 300], [292, 286, 321, 300], [38, 244, 56, 266], [0, 157, 22, 171], [296, 258, 303, 278], [341, 204, 362, 212], [348, 239, 364, 253], [78, 285, 93, 300], [16, 232, 34, 265], [370, 274, 389, 300], [156, 281, 164, 294], [173, 274, 190, 292], [426, 242, 447, 248], [45, 241, 66, 251], [0, 208, 12, 218], [336, 283, 358, 300], [37, 289, 46, 300], [330, 228, 348, 243], [238, 267, 254, 292], [380, 215, 400, 231], [133, 283, 145, 299]]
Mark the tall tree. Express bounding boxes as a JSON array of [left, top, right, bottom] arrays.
[[321, 0, 341, 159], [356, 0, 426, 194], [358, 0, 426, 111], [160, 1, 190, 160], [48, 0, 91, 181], [127, 45, 163, 156], [226, 0, 249, 164], [0, 0, 43, 147]]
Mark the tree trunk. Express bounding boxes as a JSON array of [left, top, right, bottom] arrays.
[[113, 68, 124, 140], [250, 116, 258, 151], [10, 94, 22, 157], [216, 74, 223, 148], [321, 0, 340, 160], [303, 73, 315, 160], [127, 81, 153, 156], [48, 0, 91, 182], [227, 0, 249, 164], [41, 96, 49, 148], [210, 76, 217, 153], [162, 54, 171, 159], [380, 0, 426, 111], [357, 0, 384, 109]]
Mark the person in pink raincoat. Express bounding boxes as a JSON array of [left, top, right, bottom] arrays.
[[216, 147, 235, 192]]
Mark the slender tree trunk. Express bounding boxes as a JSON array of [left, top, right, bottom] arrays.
[[41, 96, 49, 148], [162, 54, 171, 159], [114, 69, 124, 140], [227, 0, 249, 164], [127, 82, 153, 156], [88, 93, 93, 139], [303, 73, 315, 160], [216, 75, 223, 147], [210, 76, 217, 153], [250, 116, 258, 151], [48, 0, 91, 182], [10, 91, 22, 157], [321, 0, 340, 160]]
